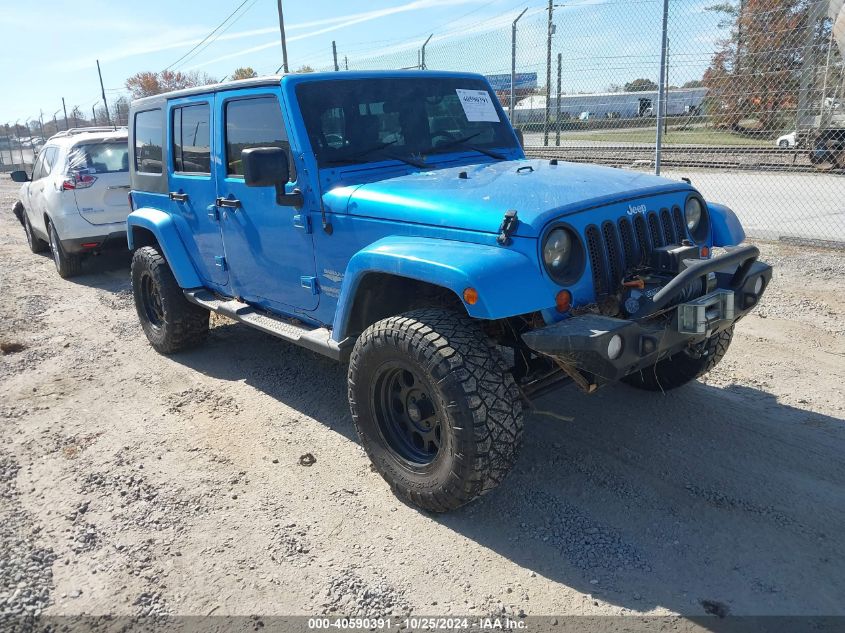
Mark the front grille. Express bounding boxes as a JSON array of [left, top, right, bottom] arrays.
[[585, 205, 687, 297]]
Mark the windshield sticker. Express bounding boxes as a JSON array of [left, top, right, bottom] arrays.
[[455, 89, 500, 122]]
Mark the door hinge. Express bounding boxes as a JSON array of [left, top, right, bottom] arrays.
[[207, 204, 219, 221], [300, 276, 319, 295], [293, 213, 312, 233], [215, 256, 227, 270]]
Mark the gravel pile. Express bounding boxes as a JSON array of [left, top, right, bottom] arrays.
[[0, 453, 55, 619], [322, 568, 407, 616], [523, 490, 646, 574]]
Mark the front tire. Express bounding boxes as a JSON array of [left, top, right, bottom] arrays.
[[348, 308, 523, 512], [48, 221, 81, 278], [623, 326, 734, 392], [131, 245, 209, 354]]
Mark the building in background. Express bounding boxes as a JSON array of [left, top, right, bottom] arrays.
[[485, 73, 538, 105], [511, 87, 708, 124]]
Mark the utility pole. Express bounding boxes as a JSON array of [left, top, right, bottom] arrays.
[[92, 105, 97, 126], [510, 7, 529, 120], [420, 34, 433, 70], [344, 55, 348, 71], [556, 52, 562, 147], [276, 0, 289, 73], [332, 41, 339, 71], [544, 0, 554, 147], [97, 60, 111, 126], [62, 98, 69, 130], [654, 0, 669, 175]]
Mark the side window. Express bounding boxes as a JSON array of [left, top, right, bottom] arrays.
[[31, 152, 45, 180], [134, 109, 163, 174], [172, 103, 211, 173], [225, 96, 292, 178], [41, 147, 58, 178]]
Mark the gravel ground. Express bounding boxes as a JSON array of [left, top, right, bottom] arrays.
[[0, 176, 843, 620]]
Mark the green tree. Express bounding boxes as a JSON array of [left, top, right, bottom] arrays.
[[295, 65, 315, 73], [624, 78, 658, 92], [231, 66, 258, 80], [125, 70, 218, 99]]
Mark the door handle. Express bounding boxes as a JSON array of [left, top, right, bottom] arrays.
[[169, 191, 189, 202], [216, 197, 241, 209]]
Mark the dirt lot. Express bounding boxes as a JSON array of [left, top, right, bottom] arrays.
[[1, 176, 844, 620]]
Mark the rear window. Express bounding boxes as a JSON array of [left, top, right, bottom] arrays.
[[172, 104, 211, 173], [68, 142, 128, 174], [134, 109, 163, 174]]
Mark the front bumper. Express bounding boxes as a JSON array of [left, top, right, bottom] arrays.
[[522, 247, 773, 385]]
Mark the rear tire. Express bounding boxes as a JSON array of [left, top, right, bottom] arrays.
[[23, 212, 47, 254], [47, 221, 81, 278], [623, 326, 734, 392], [348, 308, 523, 512], [131, 245, 209, 354]]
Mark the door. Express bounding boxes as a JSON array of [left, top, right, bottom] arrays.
[[166, 99, 229, 287], [214, 90, 318, 312], [27, 147, 55, 234], [68, 140, 130, 225]]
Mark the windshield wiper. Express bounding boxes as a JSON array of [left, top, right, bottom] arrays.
[[422, 133, 507, 160], [325, 140, 426, 168]]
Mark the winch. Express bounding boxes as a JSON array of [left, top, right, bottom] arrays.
[[620, 244, 715, 318]]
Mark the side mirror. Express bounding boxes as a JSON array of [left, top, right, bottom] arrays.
[[514, 128, 524, 149], [242, 147, 302, 207], [242, 147, 289, 187], [10, 170, 30, 183]]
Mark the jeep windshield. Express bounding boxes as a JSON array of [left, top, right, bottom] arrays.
[[296, 77, 517, 168]]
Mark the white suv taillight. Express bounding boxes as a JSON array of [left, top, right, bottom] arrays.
[[61, 172, 97, 191]]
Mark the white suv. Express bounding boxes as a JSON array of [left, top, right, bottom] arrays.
[[11, 128, 130, 277]]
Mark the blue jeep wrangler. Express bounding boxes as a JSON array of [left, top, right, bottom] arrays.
[[127, 71, 771, 512]]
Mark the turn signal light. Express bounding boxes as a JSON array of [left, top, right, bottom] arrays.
[[700, 246, 710, 258], [463, 287, 479, 305], [555, 289, 572, 313]]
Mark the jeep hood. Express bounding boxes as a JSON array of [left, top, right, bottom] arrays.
[[322, 159, 694, 238]]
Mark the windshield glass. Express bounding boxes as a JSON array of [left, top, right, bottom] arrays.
[[296, 77, 517, 167]]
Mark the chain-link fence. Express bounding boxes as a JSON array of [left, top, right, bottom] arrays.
[[319, 0, 845, 245], [3, 1, 844, 244]]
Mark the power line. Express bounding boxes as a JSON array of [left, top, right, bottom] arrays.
[[164, 0, 254, 71]]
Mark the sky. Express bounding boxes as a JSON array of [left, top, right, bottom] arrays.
[[0, 0, 725, 127]]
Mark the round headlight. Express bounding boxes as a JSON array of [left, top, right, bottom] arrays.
[[543, 228, 573, 271], [685, 197, 703, 232]]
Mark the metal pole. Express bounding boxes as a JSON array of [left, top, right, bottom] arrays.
[[92, 105, 97, 126], [344, 55, 348, 71], [332, 41, 339, 72], [97, 60, 111, 126], [39, 111, 45, 142], [797, 0, 825, 131], [654, 0, 669, 175], [276, 0, 290, 73], [510, 7, 529, 120], [62, 98, 69, 130], [556, 52, 562, 146], [664, 37, 670, 137], [421, 34, 433, 70], [544, 0, 553, 147], [15, 121, 25, 167], [820, 29, 835, 121]]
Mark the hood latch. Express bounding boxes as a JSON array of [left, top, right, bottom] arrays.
[[497, 210, 519, 246]]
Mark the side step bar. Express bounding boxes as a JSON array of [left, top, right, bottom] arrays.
[[184, 289, 351, 361]]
